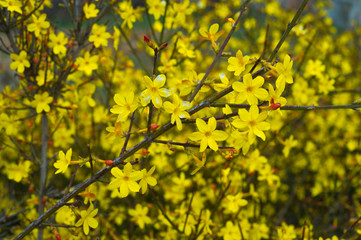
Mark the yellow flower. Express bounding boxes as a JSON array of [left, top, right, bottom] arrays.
[[163, 95, 191, 130], [227, 50, 250, 76], [10, 50, 30, 73], [129, 204, 152, 229], [117, 1, 137, 29], [55, 206, 76, 225], [304, 59, 325, 78], [75, 203, 98, 235], [75, 51, 98, 76], [32, 92, 53, 113], [89, 24, 111, 48], [27, 13, 50, 37], [275, 54, 293, 88], [0, 0, 22, 14], [110, 91, 138, 122], [83, 3, 99, 19], [48, 31, 68, 55], [225, 193, 248, 213], [232, 105, 270, 144], [282, 135, 298, 158], [188, 117, 228, 152], [139, 166, 157, 194], [219, 221, 241, 239], [318, 75, 335, 95], [199, 23, 225, 50], [146, 0, 165, 20], [268, 83, 286, 106], [6, 160, 32, 182], [267, 83, 287, 114], [53, 148, 72, 174], [140, 74, 170, 108], [36, 69, 53, 86], [232, 73, 269, 105], [109, 163, 143, 198]]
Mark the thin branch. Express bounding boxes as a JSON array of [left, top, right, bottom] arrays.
[[341, 215, 361, 238], [187, 65, 273, 116], [37, 113, 49, 240], [267, 0, 309, 62], [249, 24, 269, 74], [66, 164, 79, 195], [153, 48, 158, 76], [182, 190, 195, 233], [151, 189, 182, 234], [117, 25, 150, 75], [145, 5, 159, 45], [154, 139, 234, 150], [192, 181, 232, 239], [120, 111, 136, 155], [187, 0, 251, 103], [159, 0, 169, 44], [210, 102, 361, 111]]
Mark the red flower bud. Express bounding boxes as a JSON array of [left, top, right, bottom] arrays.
[[67, 39, 73, 48], [159, 42, 168, 51], [144, 35, 150, 43], [105, 160, 114, 166], [143, 35, 155, 49], [140, 148, 150, 156], [150, 124, 160, 131], [270, 103, 281, 110]]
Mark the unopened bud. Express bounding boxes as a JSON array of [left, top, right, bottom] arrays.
[[270, 103, 281, 110], [150, 124, 160, 131], [105, 160, 114, 166], [144, 35, 155, 49], [140, 148, 150, 156], [159, 42, 168, 51], [225, 17, 236, 26]]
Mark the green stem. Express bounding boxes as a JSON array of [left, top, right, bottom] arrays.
[[267, 0, 309, 62], [159, 0, 169, 44], [118, 25, 150, 75], [187, 0, 251, 103], [37, 113, 48, 240], [210, 102, 361, 111]]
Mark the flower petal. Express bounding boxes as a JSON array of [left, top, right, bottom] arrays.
[[196, 118, 208, 132], [208, 137, 218, 151], [208, 117, 217, 132], [212, 130, 228, 141]]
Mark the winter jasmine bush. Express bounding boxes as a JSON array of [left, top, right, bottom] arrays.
[[1, 0, 361, 239]]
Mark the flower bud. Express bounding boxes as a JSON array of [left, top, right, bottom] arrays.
[[159, 42, 168, 51], [105, 160, 114, 166]]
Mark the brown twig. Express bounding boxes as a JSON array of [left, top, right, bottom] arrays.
[[187, 0, 251, 103]]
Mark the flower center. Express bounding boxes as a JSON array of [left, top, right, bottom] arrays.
[[205, 131, 212, 138], [249, 120, 256, 127]]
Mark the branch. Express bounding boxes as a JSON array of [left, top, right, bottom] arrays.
[[267, 0, 309, 62], [187, 0, 251, 103], [37, 113, 49, 240], [210, 103, 361, 111], [154, 139, 234, 150]]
